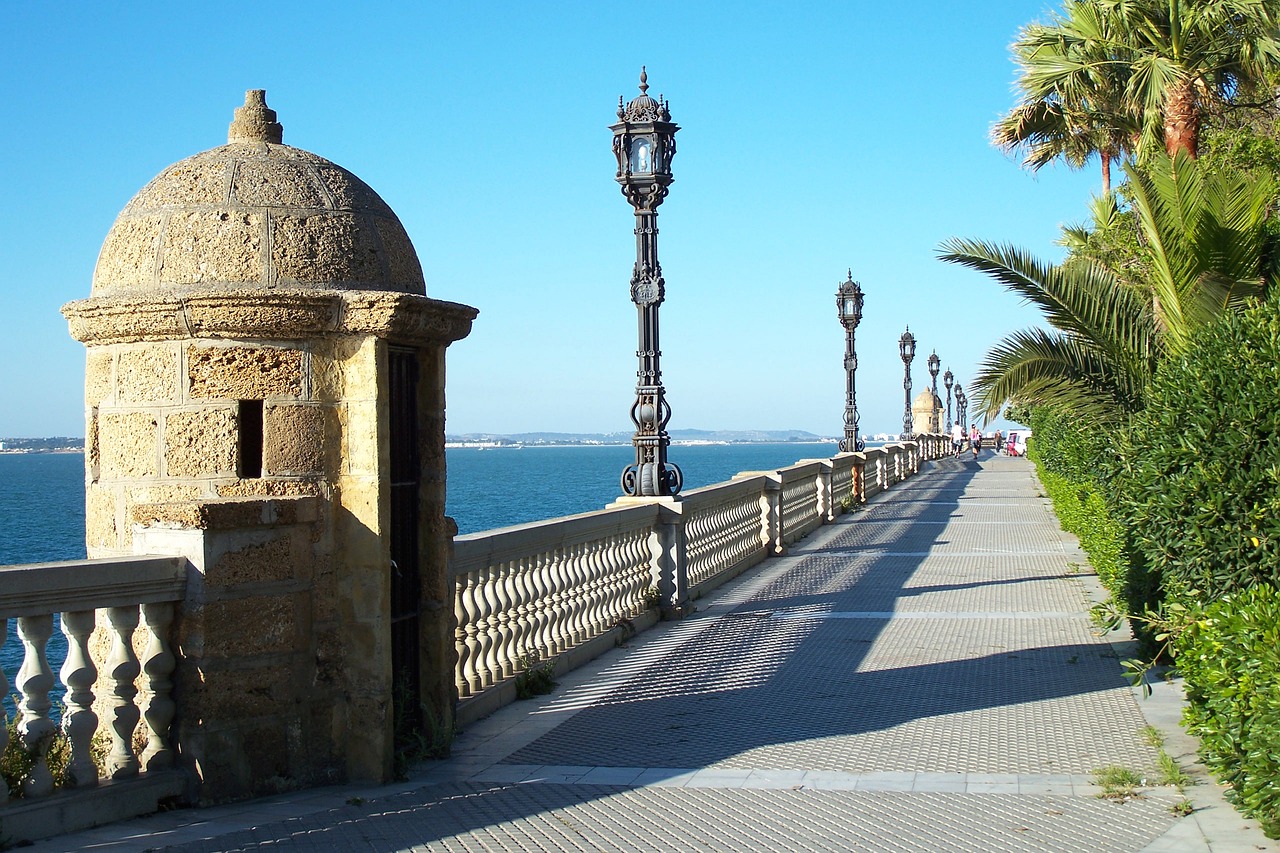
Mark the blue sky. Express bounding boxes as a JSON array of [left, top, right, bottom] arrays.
[[0, 1, 1093, 439]]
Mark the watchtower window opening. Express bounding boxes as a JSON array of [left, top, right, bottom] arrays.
[[238, 399, 264, 479]]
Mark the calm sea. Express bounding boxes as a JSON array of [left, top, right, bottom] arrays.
[[0, 442, 837, 703]]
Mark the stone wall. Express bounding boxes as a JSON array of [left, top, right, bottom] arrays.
[[132, 498, 343, 802]]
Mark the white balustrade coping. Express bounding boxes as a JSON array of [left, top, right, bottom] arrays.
[[829, 453, 861, 475], [451, 502, 661, 577], [776, 459, 827, 482], [680, 473, 771, 511], [0, 556, 186, 619]]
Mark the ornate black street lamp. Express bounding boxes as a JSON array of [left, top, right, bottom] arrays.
[[927, 350, 940, 434], [836, 271, 865, 453], [899, 327, 916, 440], [955, 384, 968, 434], [943, 367, 954, 432], [611, 68, 682, 497]]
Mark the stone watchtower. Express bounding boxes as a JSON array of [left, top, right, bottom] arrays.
[[62, 91, 476, 799], [911, 389, 942, 437]]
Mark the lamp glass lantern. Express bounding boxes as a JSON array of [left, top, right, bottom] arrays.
[[899, 328, 916, 364]]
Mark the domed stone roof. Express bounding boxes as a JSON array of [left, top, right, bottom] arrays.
[[91, 90, 425, 298]]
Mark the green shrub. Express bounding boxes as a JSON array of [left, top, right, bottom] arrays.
[[1114, 292, 1280, 604], [1174, 585, 1280, 837], [1026, 406, 1134, 608], [1037, 467, 1128, 600], [2, 704, 72, 797]]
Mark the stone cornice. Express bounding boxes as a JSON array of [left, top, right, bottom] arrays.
[[63, 289, 477, 347]]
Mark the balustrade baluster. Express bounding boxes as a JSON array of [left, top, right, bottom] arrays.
[[599, 537, 622, 628], [60, 609, 99, 787], [569, 546, 586, 640], [454, 576, 472, 698], [495, 561, 515, 679], [105, 606, 141, 779], [0, 617, 9, 801], [140, 602, 176, 771], [550, 548, 573, 654], [529, 552, 552, 658], [478, 566, 501, 690], [16, 614, 56, 797], [583, 541, 605, 636], [461, 572, 483, 694], [511, 559, 534, 662]]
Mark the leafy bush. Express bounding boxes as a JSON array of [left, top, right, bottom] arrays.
[[1175, 585, 1280, 838], [1037, 467, 1128, 600], [1114, 292, 1280, 603], [1027, 406, 1133, 607], [2, 704, 72, 797]]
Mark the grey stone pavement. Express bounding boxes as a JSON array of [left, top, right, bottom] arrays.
[[30, 454, 1277, 852]]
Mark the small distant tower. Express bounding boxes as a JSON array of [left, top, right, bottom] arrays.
[[63, 91, 476, 799]]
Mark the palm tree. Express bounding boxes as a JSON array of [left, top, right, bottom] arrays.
[[995, 0, 1139, 194], [1129, 150, 1277, 348], [1106, 0, 1280, 158], [1002, 0, 1280, 165], [938, 151, 1277, 421], [936, 239, 1158, 424]]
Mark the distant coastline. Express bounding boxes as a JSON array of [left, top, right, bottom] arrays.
[[0, 437, 84, 454], [446, 429, 835, 449], [1, 430, 863, 454]]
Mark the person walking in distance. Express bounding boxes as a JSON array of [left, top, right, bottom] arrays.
[[951, 421, 964, 457], [970, 425, 981, 460]]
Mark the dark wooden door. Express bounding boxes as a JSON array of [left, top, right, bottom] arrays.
[[388, 348, 421, 732]]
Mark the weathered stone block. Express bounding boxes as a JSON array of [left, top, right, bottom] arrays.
[[314, 164, 393, 216], [164, 408, 236, 478], [264, 404, 325, 475], [206, 533, 296, 589], [117, 344, 178, 404], [199, 594, 296, 659], [159, 210, 263, 286], [98, 411, 159, 479], [232, 157, 325, 208], [84, 483, 119, 555], [375, 218, 425, 293], [85, 348, 114, 407], [187, 345, 303, 399], [93, 216, 164, 292], [271, 214, 381, 286], [216, 479, 321, 498], [341, 401, 384, 477], [125, 150, 232, 210]]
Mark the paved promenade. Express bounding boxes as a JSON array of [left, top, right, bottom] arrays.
[[33, 454, 1276, 851]]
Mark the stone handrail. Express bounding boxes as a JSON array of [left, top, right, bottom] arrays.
[[0, 556, 187, 835], [448, 437, 949, 718]]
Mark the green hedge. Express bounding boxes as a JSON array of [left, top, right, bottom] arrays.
[[1175, 584, 1280, 838], [1027, 407, 1133, 608], [1114, 292, 1280, 603], [1036, 467, 1128, 601]]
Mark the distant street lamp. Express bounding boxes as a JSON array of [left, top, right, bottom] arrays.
[[611, 68, 682, 497], [836, 271, 865, 453], [955, 384, 968, 434], [927, 350, 940, 434], [943, 367, 954, 432], [899, 327, 916, 440]]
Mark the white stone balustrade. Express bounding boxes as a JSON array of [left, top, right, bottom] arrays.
[[450, 503, 661, 699], [0, 557, 185, 827], [449, 438, 950, 717], [682, 474, 775, 593]]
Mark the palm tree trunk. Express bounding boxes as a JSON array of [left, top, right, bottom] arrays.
[[1164, 79, 1200, 158], [1101, 153, 1112, 196]]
